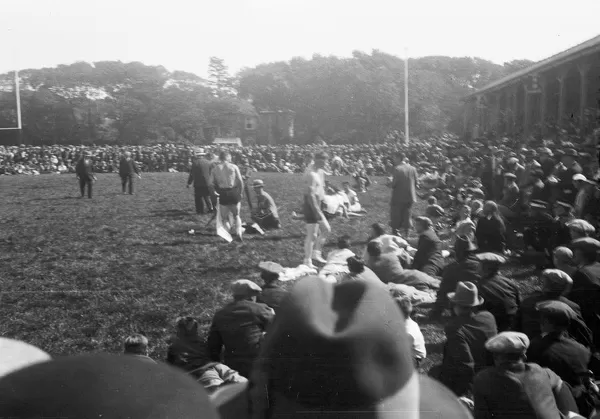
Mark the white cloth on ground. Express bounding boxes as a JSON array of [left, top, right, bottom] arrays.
[[387, 283, 437, 305], [279, 264, 318, 282]]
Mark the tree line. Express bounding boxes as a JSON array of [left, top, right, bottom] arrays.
[[0, 54, 533, 145]]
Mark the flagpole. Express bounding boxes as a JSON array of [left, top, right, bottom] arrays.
[[404, 47, 409, 146]]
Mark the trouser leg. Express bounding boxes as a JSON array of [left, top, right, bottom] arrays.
[[128, 176, 134, 194], [79, 178, 86, 196], [87, 180, 93, 198], [121, 177, 127, 193], [194, 190, 204, 214]]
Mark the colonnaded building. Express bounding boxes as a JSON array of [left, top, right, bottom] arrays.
[[463, 35, 600, 139]]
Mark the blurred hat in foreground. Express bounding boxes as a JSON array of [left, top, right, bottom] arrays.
[[571, 237, 600, 253], [214, 277, 471, 418], [567, 219, 595, 235], [475, 252, 507, 264], [448, 281, 483, 307], [536, 300, 578, 324], [485, 332, 530, 354], [0, 354, 219, 419], [0, 338, 51, 379], [541, 269, 572, 294], [258, 261, 284, 274]]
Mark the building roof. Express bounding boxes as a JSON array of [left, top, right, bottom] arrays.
[[465, 34, 600, 99]]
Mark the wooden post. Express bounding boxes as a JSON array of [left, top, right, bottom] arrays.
[[578, 62, 591, 132]]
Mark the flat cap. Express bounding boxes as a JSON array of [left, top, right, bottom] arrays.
[[252, 179, 265, 188], [507, 157, 519, 165], [555, 201, 574, 210], [541, 269, 573, 292], [566, 219, 596, 234], [553, 246, 573, 260], [536, 300, 578, 323], [538, 147, 553, 156], [504, 172, 517, 179], [485, 332, 530, 354], [563, 148, 578, 157], [531, 160, 542, 168], [572, 174, 587, 182], [571, 237, 600, 252], [414, 216, 433, 227], [530, 200, 549, 209], [258, 261, 284, 274], [231, 279, 262, 297], [475, 252, 507, 264]]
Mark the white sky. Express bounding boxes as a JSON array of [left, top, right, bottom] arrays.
[[1, 0, 599, 77]]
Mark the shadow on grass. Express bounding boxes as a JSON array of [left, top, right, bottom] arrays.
[[28, 196, 82, 202]]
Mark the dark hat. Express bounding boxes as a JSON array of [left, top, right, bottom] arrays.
[[252, 179, 265, 188], [536, 300, 577, 324], [414, 216, 433, 228], [563, 148, 578, 157], [485, 332, 530, 354], [231, 279, 262, 297], [447, 281, 484, 307], [503, 172, 517, 179], [258, 261, 284, 275], [0, 354, 219, 419], [538, 147, 553, 156], [529, 200, 549, 210], [571, 237, 600, 252], [475, 252, 507, 264], [214, 278, 471, 418], [554, 200, 574, 211], [455, 235, 477, 254]]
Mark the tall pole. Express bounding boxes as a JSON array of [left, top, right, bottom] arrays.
[[15, 70, 22, 130], [404, 48, 409, 145]]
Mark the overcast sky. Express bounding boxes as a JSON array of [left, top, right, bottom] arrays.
[[2, 0, 599, 77]]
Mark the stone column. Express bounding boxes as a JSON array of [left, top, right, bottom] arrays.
[[557, 68, 568, 127], [539, 75, 547, 136], [578, 62, 591, 131]]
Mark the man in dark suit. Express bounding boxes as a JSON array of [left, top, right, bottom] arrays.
[[119, 151, 140, 195], [388, 151, 417, 237], [187, 151, 214, 214], [207, 280, 274, 378], [75, 151, 95, 199], [435, 281, 497, 397], [411, 216, 444, 277]]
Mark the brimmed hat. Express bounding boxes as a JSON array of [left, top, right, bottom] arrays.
[[541, 269, 573, 294], [0, 354, 219, 419], [566, 219, 596, 234], [414, 216, 433, 228], [572, 174, 586, 182], [563, 148, 578, 157], [455, 234, 477, 254], [538, 147, 553, 156], [0, 338, 51, 378], [529, 199, 549, 210], [503, 172, 517, 180], [571, 237, 600, 253], [475, 252, 507, 264], [231, 279, 262, 297], [214, 278, 471, 418], [485, 332, 530, 354], [258, 261, 284, 274], [252, 179, 264, 188], [554, 201, 573, 211], [448, 281, 484, 307]]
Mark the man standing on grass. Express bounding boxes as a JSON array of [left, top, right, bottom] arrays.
[[210, 151, 244, 241], [388, 151, 418, 237], [302, 151, 330, 267], [75, 151, 95, 199], [187, 150, 214, 215], [119, 151, 141, 195]]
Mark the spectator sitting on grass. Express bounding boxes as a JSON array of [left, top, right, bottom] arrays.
[[123, 334, 155, 363], [318, 235, 356, 283], [341, 181, 366, 213], [411, 216, 445, 277], [340, 256, 381, 283], [363, 222, 412, 266], [391, 290, 426, 366], [166, 316, 207, 373], [195, 361, 248, 395], [256, 262, 288, 315], [365, 240, 405, 284]]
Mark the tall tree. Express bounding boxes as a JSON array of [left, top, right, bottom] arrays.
[[208, 57, 237, 98]]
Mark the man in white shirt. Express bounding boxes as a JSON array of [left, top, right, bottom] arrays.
[[302, 152, 331, 267], [392, 292, 427, 365]]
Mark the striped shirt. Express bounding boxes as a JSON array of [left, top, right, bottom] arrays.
[[210, 162, 243, 189]]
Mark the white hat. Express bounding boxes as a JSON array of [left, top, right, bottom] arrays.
[[0, 338, 51, 378], [572, 174, 587, 182]]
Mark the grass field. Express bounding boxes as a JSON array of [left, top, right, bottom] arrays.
[[0, 172, 540, 370]]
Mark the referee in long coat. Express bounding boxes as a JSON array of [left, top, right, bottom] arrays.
[[187, 150, 214, 214], [119, 151, 140, 195]]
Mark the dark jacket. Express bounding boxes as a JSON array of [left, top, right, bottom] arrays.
[[473, 362, 572, 419], [412, 229, 444, 273], [75, 158, 94, 180], [391, 163, 417, 204], [257, 283, 288, 315], [478, 274, 520, 332], [439, 311, 498, 396], [367, 253, 404, 284], [569, 262, 600, 348], [475, 216, 506, 254], [119, 157, 139, 177], [207, 299, 274, 377], [187, 158, 212, 189], [434, 256, 480, 313]]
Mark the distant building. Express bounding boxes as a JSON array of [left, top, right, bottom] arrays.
[[463, 35, 600, 139]]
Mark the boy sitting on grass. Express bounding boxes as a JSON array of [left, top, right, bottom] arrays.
[[318, 235, 356, 283], [390, 290, 427, 367]]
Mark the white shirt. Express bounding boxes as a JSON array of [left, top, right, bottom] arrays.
[[406, 317, 427, 359], [325, 248, 355, 265]]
